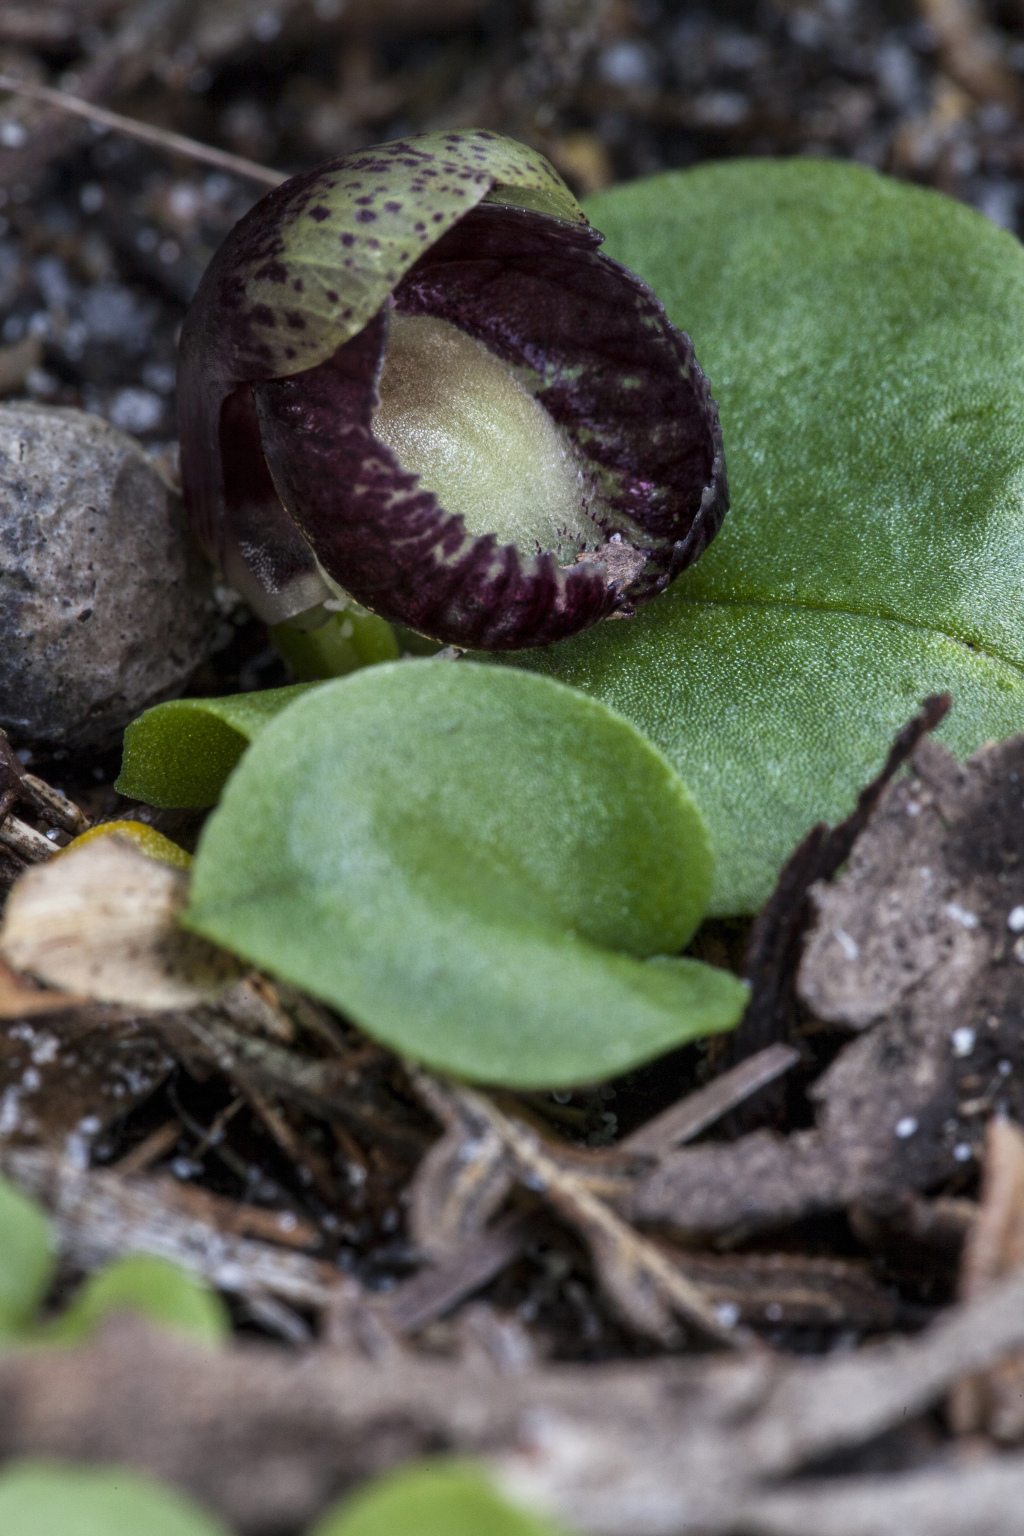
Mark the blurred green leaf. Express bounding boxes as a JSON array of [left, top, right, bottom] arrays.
[[496, 160, 1024, 914], [310, 1460, 572, 1536], [0, 1173, 54, 1336], [115, 684, 316, 808], [47, 1255, 229, 1347], [184, 662, 747, 1088], [0, 1461, 229, 1536], [270, 606, 400, 682]]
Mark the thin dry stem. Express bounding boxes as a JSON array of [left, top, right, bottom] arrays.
[[0, 74, 285, 186], [424, 1073, 745, 1347], [0, 813, 56, 864]]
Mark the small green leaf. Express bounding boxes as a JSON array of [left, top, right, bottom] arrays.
[[0, 1173, 55, 1336], [310, 1460, 573, 1536], [495, 160, 1024, 913], [47, 1255, 229, 1347], [184, 662, 747, 1088], [115, 684, 317, 808], [0, 1461, 229, 1536], [270, 607, 401, 681]]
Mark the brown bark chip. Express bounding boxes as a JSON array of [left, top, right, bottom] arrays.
[[633, 729, 1024, 1239]]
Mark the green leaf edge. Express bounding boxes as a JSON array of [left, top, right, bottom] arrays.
[[0, 1461, 230, 1536], [44, 1254, 230, 1348], [115, 683, 319, 808], [181, 664, 749, 1088], [0, 1174, 55, 1336], [309, 1459, 574, 1536]]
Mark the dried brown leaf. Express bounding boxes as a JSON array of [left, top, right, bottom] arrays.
[[0, 957, 84, 1019], [0, 836, 243, 1009]]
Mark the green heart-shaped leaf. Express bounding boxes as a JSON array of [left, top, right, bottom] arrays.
[[116, 684, 316, 808], [495, 160, 1024, 913], [0, 1462, 229, 1536], [0, 1173, 55, 1337], [183, 662, 747, 1087], [48, 1255, 230, 1347], [309, 1460, 572, 1536]]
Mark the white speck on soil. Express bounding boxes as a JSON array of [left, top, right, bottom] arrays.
[[834, 927, 859, 960]]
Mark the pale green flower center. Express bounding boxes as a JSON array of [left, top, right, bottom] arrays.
[[373, 311, 604, 562]]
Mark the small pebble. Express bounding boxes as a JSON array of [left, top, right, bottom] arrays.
[[894, 1116, 918, 1138], [952, 1027, 976, 1057], [0, 404, 214, 746], [944, 902, 979, 929], [953, 1143, 974, 1163], [714, 1302, 740, 1329], [108, 387, 163, 434], [1008, 906, 1024, 932]]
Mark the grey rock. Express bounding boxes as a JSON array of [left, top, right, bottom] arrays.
[[0, 403, 214, 747]]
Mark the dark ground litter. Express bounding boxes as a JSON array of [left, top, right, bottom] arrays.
[[3, 0, 1024, 1475]]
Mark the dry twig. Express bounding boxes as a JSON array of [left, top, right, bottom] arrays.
[[5, 1271, 1024, 1533], [414, 1072, 744, 1347], [0, 1146, 347, 1311], [0, 73, 286, 186]]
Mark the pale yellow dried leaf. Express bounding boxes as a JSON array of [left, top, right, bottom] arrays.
[[0, 835, 241, 1009]]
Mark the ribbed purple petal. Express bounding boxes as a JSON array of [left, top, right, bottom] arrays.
[[397, 205, 727, 596], [254, 308, 618, 649], [252, 205, 726, 648]]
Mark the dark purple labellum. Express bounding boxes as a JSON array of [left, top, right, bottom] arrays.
[[178, 131, 727, 648]]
